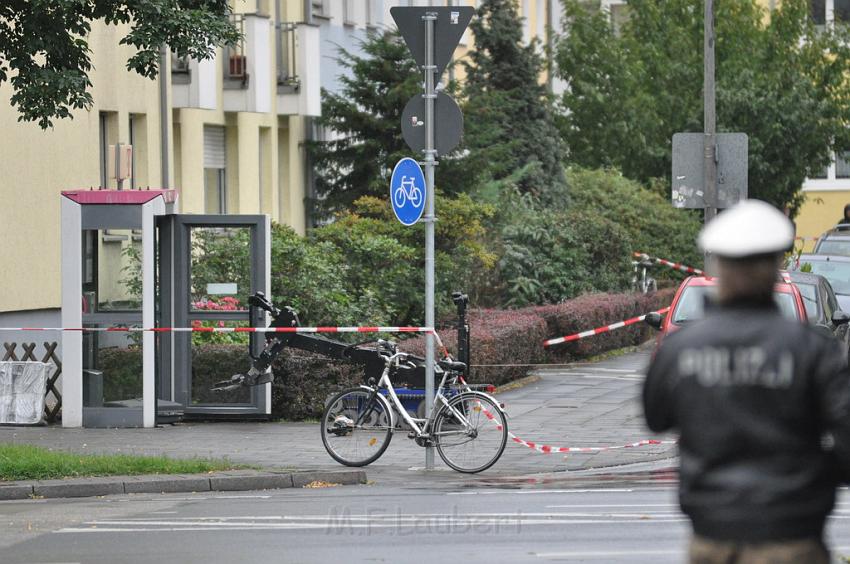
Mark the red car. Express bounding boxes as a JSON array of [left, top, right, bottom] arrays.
[[645, 274, 807, 342]]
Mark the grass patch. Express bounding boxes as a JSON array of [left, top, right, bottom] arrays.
[[0, 443, 250, 481]]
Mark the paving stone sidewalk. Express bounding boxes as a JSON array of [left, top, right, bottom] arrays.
[[0, 347, 677, 491]]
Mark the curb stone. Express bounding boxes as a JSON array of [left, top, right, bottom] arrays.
[[0, 469, 366, 501], [291, 470, 367, 487]]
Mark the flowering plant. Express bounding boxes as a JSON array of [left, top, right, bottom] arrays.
[[191, 297, 248, 345]]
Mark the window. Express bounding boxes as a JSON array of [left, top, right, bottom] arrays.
[[810, 162, 829, 179], [311, 0, 328, 18], [610, 3, 630, 36], [343, 0, 354, 25], [203, 126, 226, 214], [366, 0, 375, 27], [277, 22, 299, 88], [98, 111, 117, 189], [810, 0, 850, 26], [837, 151, 850, 179], [837, 0, 850, 22], [99, 112, 108, 189], [811, 0, 826, 25], [223, 15, 247, 86]]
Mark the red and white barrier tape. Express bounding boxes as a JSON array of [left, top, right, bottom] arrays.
[[542, 307, 671, 348], [0, 325, 451, 358], [476, 401, 675, 455], [634, 252, 703, 276]]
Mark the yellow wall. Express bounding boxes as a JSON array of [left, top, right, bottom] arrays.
[[796, 191, 850, 252], [0, 0, 312, 314], [0, 21, 165, 313]]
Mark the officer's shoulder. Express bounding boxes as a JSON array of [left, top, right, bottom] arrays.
[[793, 320, 844, 350]]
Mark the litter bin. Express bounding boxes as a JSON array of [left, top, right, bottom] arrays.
[[0, 361, 49, 425]]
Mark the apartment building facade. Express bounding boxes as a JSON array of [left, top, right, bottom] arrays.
[[0, 0, 321, 326]]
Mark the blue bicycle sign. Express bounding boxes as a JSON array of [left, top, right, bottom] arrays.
[[390, 157, 426, 226]]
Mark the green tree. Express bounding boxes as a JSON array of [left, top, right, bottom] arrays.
[[315, 194, 497, 322], [306, 30, 476, 218], [556, 0, 850, 212], [0, 1, 239, 129], [462, 0, 567, 202]]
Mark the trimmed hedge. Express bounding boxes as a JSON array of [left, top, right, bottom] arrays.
[[400, 308, 549, 387], [537, 288, 675, 361], [87, 289, 676, 420]]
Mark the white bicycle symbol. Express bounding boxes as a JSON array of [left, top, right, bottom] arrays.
[[394, 176, 423, 209]]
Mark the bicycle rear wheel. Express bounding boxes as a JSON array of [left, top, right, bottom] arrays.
[[433, 392, 507, 473], [321, 387, 393, 467]]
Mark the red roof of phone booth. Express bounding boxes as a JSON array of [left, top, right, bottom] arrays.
[[61, 188, 177, 205]]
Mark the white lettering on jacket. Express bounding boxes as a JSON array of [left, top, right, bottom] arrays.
[[676, 347, 794, 389]]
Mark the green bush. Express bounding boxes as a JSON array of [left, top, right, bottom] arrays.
[[312, 194, 497, 324], [491, 168, 701, 307], [97, 346, 142, 402], [494, 189, 633, 307], [566, 167, 703, 273]]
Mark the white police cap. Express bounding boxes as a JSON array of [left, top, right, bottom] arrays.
[[698, 199, 794, 258]]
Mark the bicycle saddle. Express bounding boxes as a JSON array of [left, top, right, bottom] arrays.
[[438, 359, 466, 372]]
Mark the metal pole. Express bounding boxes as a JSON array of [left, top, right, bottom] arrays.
[[159, 46, 170, 189], [423, 11, 437, 471], [703, 0, 717, 268]]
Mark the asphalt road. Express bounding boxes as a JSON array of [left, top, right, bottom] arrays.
[[3, 477, 850, 564]]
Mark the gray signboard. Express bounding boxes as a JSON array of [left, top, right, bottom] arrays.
[[672, 133, 748, 209], [391, 6, 474, 81], [401, 91, 463, 155]]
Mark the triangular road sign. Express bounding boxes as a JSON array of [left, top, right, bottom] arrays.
[[391, 6, 474, 81]]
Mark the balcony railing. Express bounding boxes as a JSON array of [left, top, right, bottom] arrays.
[[277, 22, 300, 91], [223, 14, 248, 88]]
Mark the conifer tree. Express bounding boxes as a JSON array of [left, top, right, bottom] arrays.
[[462, 0, 567, 202], [307, 30, 476, 217]]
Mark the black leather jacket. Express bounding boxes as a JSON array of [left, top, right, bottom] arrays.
[[644, 300, 850, 542]]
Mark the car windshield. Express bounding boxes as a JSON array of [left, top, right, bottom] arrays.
[[816, 240, 850, 256], [794, 282, 821, 323], [671, 286, 798, 324], [803, 260, 850, 295]]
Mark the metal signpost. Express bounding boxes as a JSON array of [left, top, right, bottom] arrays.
[[670, 0, 751, 270], [672, 133, 748, 210], [391, 5, 473, 470]]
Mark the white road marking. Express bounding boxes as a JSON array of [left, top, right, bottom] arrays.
[[536, 549, 680, 559], [579, 375, 644, 381], [585, 368, 642, 374], [448, 489, 636, 495], [55, 515, 692, 534], [546, 504, 674, 508]]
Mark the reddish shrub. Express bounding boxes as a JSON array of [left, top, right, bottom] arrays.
[[537, 289, 675, 360], [402, 308, 549, 387], [180, 289, 676, 421]]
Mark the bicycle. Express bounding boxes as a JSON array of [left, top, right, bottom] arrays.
[[321, 339, 508, 473], [632, 253, 658, 294], [393, 176, 423, 208]]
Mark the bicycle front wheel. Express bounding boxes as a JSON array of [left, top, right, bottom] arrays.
[[321, 387, 394, 467], [433, 392, 507, 473]]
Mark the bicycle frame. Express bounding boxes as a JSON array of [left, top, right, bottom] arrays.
[[360, 352, 475, 439]]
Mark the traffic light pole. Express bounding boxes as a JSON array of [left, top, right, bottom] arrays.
[[423, 11, 437, 470]]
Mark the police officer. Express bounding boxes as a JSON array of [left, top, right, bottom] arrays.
[[643, 199, 850, 564]]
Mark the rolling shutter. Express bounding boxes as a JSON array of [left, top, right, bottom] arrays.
[[203, 125, 226, 169]]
